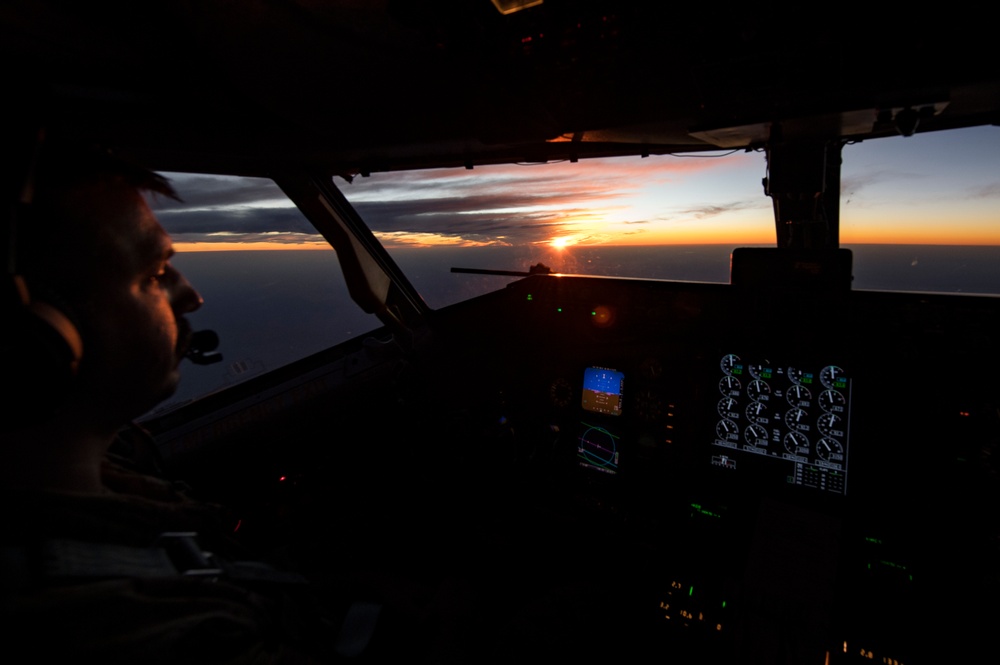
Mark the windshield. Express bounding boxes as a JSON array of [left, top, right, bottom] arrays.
[[341, 150, 769, 307], [146, 125, 998, 413], [147, 176, 380, 415], [339, 125, 999, 306]]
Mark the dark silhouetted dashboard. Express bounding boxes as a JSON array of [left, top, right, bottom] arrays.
[[158, 270, 999, 663], [422, 272, 999, 661]]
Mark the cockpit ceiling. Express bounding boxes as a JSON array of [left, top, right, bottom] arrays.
[[3, 1, 999, 176]]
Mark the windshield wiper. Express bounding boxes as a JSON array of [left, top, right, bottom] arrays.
[[451, 263, 553, 277]]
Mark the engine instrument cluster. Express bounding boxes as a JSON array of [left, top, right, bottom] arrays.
[[712, 353, 851, 495]]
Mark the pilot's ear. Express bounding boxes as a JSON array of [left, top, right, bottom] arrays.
[[1, 275, 83, 429]]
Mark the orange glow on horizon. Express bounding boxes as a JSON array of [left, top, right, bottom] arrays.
[[550, 236, 582, 248], [174, 233, 1000, 253], [841, 227, 1000, 245], [174, 241, 334, 252]]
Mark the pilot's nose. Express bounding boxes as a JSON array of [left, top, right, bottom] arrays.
[[172, 270, 203, 314]]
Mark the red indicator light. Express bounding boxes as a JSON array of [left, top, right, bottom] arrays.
[[591, 305, 614, 327]]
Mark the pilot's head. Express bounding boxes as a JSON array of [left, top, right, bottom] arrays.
[[8, 138, 202, 431]]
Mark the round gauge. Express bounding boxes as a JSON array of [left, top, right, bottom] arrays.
[[784, 407, 809, 430], [817, 412, 845, 437], [787, 367, 804, 384], [719, 375, 741, 395], [720, 354, 740, 375], [640, 357, 664, 380], [747, 379, 770, 401], [820, 365, 846, 389], [745, 424, 769, 447], [634, 388, 663, 421], [784, 431, 809, 454], [816, 437, 844, 463], [716, 418, 739, 441], [718, 397, 740, 419], [549, 377, 573, 407], [786, 384, 812, 406], [818, 389, 845, 413], [745, 401, 768, 423], [749, 364, 770, 380]]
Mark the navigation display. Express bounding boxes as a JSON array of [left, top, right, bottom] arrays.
[[577, 421, 620, 475], [711, 353, 852, 495]]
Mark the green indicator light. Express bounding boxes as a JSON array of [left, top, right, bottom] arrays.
[[591, 310, 596, 316], [526, 294, 533, 301], [802, 377, 813, 384], [722, 601, 726, 609], [689, 586, 694, 597], [691, 503, 702, 510], [557, 307, 563, 312], [733, 368, 742, 374]]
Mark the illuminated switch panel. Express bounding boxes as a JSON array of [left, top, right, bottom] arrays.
[[655, 577, 729, 638]]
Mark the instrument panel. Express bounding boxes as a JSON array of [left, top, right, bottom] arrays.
[[164, 269, 1000, 663], [712, 354, 851, 495], [428, 272, 999, 661]]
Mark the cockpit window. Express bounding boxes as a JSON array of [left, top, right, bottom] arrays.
[[841, 125, 1000, 295], [142, 127, 997, 414], [338, 125, 999, 306], [340, 150, 771, 308], [144, 174, 380, 416]]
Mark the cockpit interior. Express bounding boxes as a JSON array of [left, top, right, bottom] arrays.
[[3, 2, 998, 662]]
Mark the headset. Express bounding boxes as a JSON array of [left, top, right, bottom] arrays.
[[2, 125, 84, 428]]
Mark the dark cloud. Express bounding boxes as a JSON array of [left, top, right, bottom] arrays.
[[968, 181, 1000, 198], [676, 199, 764, 220], [150, 157, 757, 246], [156, 174, 285, 209], [840, 169, 913, 203], [169, 232, 322, 246], [157, 206, 318, 236], [150, 174, 324, 243], [352, 192, 610, 245], [152, 169, 616, 245]]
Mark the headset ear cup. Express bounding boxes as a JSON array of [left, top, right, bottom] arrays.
[[2, 275, 83, 429], [27, 298, 83, 373]]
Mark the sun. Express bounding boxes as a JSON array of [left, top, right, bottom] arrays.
[[550, 236, 571, 249]]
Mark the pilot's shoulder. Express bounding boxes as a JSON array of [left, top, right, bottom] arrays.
[[0, 473, 344, 663]]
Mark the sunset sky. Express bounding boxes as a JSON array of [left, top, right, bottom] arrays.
[[158, 124, 1000, 251]]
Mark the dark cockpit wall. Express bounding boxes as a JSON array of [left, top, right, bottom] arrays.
[[4, 2, 998, 175], [4, 3, 1000, 663]]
